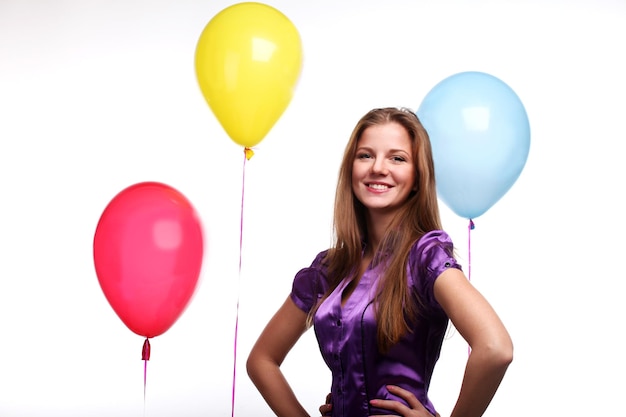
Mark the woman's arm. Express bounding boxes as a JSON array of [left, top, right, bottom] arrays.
[[434, 267, 513, 417], [246, 296, 311, 417]]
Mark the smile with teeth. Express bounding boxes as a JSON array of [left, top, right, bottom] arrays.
[[368, 183, 390, 190]]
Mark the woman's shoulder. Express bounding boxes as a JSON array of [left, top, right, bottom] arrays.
[[408, 230, 461, 278], [409, 230, 456, 260], [290, 249, 330, 313], [407, 230, 461, 310], [310, 249, 330, 269], [294, 249, 329, 283], [413, 229, 454, 250]]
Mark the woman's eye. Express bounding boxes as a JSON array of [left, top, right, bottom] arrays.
[[357, 153, 372, 159], [392, 156, 407, 162]]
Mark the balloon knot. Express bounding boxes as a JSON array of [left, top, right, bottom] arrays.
[[244, 147, 255, 160], [142, 338, 151, 361], [469, 219, 475, 230]]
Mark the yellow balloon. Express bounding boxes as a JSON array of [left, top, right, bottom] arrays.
[[195, 2, 303, 149]]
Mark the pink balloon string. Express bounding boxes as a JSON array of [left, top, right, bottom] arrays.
[[231, 148, 250, 417], [142, 338, 151, 414]]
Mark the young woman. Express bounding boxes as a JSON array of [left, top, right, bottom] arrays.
[[246, 107, 513, 417]]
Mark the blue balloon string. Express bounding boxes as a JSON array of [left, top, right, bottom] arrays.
[[467, 219, 475, 357], [467, 219, 474, 282]]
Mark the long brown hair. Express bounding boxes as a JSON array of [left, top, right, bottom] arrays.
[[315, 107, 442, 353]]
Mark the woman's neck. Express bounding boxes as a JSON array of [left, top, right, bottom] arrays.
[[364, 211, 395, 255]]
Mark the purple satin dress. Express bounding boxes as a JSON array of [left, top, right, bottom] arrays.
[[290, 230, 461, 417]]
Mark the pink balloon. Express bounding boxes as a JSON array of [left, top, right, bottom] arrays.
[[93, 182, 204, 338]]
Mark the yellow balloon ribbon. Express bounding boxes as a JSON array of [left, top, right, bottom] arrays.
[[195, 2, 303, 148]]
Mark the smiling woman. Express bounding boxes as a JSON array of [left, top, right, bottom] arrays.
[[246, 107, 513, 417], [0, 1, 624, 416], [352, 121, 417, 216]]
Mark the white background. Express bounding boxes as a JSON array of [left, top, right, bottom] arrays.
[[1, 0, 625, 416]]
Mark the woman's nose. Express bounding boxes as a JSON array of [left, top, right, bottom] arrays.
[[371, 158, 387, 174]]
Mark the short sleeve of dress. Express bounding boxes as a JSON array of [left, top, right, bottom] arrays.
[[290, 250, 329, 314], [408, 230, 463, 312]]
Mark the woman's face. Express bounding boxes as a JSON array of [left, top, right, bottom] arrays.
[[351, 122, 416, 216]]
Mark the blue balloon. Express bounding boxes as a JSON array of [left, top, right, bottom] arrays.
[[417, 71, 530, 219]]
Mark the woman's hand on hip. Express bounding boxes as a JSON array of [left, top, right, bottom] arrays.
[[319, 392, 332, 416], [369, 385, 439, 417]]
